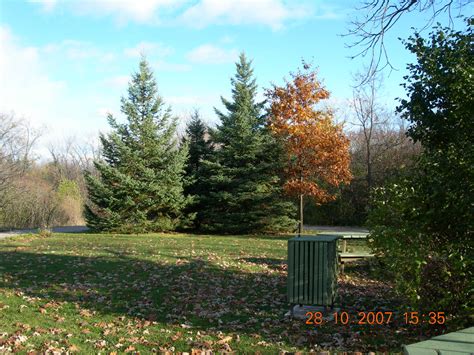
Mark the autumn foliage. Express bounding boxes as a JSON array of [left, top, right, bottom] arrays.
[[266, 66, 352, 204]]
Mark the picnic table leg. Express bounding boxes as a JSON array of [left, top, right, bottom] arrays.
[[341, 240, 347, 274], [339, 257, 344, 274]]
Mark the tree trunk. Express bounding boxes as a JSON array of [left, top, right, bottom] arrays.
[[299, 193, 304, 235], [366, 141, 372, 190]]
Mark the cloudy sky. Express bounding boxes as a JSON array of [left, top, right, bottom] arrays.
[[0, 0, 469, 158]]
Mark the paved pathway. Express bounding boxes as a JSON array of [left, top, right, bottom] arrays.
[[0, 226, 89, 240], [0, 225, 368, 240], [304, 225, 369, 233]]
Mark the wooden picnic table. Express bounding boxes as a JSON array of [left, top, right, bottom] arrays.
[[317, 231, 371, 253], [317, 231, 373, 273], [403, 326, 474, 354], [317, 231, 369, 238]]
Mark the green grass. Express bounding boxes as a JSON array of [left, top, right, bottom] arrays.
[[0, 232, 441, 353]]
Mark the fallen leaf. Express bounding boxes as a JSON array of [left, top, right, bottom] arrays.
[[68, 345, 79, 352], [171, 332, 182, 342], [124, 345, 136, 353], [217, 336, 232, 344]]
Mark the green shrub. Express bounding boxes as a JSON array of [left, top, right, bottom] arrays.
[[368, 20, 473, 327], [368, 175, 472, 326]]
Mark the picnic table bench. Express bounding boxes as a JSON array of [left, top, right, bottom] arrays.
[[317, 232, 374, 273], [403, 326, 474, 354]]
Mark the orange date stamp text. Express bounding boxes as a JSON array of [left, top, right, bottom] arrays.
[[305, 311, 446, 325]]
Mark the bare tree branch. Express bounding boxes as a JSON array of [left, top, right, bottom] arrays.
[[345, 0, 470, 85], [0, 112, 40, 201], [347, 69, 421, 189]]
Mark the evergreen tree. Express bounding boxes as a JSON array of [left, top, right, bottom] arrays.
[[84, 58, 191, 233], [183, 109, 213, 179], [181, 109, 213, 228], [199, 53, 295, 234]]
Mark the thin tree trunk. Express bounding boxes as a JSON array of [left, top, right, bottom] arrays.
[[366, 142, 372, 190], [298, 172, 304, 236], [299, 193, 304, 235]]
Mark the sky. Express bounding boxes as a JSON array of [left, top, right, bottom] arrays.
[[0, 0, 471, 159]]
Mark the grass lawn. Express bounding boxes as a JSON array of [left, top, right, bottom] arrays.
[[0, 232, 446, 353]]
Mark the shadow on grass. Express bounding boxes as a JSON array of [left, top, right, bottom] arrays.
[[0, 249, 295, 344], [0, 249, 413, 351], [343, 258, 396, 283], [240, 257, 287, 271]]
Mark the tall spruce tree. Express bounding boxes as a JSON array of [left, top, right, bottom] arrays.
[[199, 53, 295, 234], [84, 58, 191, 233], [181, 109, 213, 228], [183, 109, 213, 179]]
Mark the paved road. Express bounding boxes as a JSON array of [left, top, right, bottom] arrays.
[[304, 225, 369, 233], [0, 226, 89, 240], [0, 225, 368, 241]]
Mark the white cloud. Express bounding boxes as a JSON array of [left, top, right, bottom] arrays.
[[123, 43, 190, 72], [71, 0, 185, 24], [29, 0, 316, 29], [0, 26, 65, 125], [179, 0, 311, 30], [97, 107, 116, 117], [313, 4, 344, 20], [28, 0, 58, 12], [187, 44, 238, 64], [42, 40, 116, 62], [124, 41, 173, 58], [103, 75, 130, 89], [0, 26, 112, 159], [100, 52, 117, 63], [167, 94, 221, 129], [219, 35, 235, 44]]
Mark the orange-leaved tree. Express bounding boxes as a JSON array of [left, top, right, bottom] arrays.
[[266, 65, 352, 233]]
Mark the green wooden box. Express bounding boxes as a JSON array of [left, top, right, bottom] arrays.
[[287, 235, 338, 306]]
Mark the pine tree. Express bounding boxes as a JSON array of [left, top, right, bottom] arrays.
[[183, 109, 213, 179], [199, 53, 295, 234], [84, 58, 191, 233], [181, 109, 213, 228]]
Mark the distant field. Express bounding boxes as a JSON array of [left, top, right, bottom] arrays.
[[0, 232, 431, 353]]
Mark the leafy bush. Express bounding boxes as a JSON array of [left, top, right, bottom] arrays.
[[368, 183, 423, 299], [368, 21, 473, 326], [418, 253, 470, 318], [368, 178, 472, 326]]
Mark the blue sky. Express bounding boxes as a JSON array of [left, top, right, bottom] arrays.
[[0, 0, 471, 158]]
